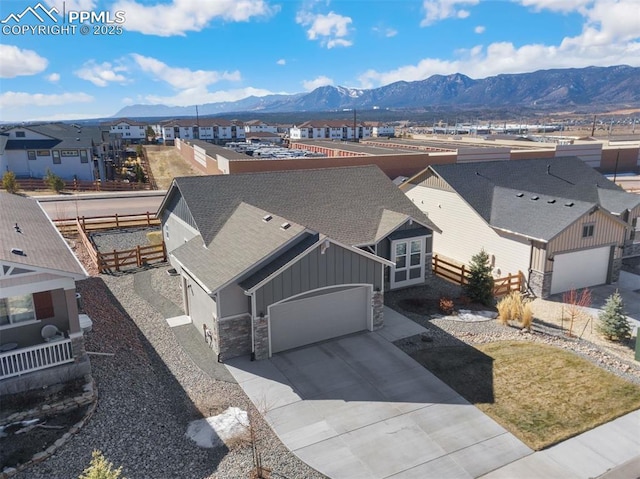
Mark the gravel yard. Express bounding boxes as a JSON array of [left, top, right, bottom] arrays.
[[20, 237, 324, 478]]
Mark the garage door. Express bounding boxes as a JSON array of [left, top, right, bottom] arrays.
[[269, 286, 371, 355], [550, 246, 611, 295]]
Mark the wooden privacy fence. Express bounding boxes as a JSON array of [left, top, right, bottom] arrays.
[[67, 213, 166, 273], [432, 254, 523, 296]]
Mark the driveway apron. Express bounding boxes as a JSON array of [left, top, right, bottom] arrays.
[[226, 326, 532, 479]]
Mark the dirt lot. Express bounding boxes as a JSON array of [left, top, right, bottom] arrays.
[[144, 145, 203, 190]]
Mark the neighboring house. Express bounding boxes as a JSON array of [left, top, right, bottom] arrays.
[[161, 119, 245, 143], [0, 123, 103, 181], [402, 157, 640, 298], [158, 166, 439, 360], [105, 118, 147, 143], [0, 193, 90, 394]]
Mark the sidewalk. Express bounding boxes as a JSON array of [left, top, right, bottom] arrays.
[[481, 409, 640, 478]]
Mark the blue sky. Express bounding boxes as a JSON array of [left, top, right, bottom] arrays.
[[1, 0, 639, 122]]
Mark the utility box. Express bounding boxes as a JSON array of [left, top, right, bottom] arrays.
[[635, 335, 640, 362]]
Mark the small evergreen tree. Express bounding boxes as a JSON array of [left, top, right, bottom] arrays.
[[465, 249, 494, 306], [597, 291, 631, 341], [79, 450, 125, 479], [133, 163, 146, 183], [2, 171, 19, 194], [44, 168, 65, 193]]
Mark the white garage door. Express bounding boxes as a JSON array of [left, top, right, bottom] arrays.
[[550, 246, 611, 295], [269, 286, 371, 355]]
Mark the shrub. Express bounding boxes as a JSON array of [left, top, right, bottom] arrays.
[[2, 171, 19, 193], [146, 231, 162, 245], [562, 288, 592, 337], [597, 291, 631, 341], [439, 297, 455, 315], [79, 450, 125, 479], [44, 169, 65, 193], [465, 249, 494, 306], [496, 291, 532, 330]]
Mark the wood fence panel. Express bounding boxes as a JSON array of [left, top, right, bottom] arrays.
[[432, 255, 522, 296]]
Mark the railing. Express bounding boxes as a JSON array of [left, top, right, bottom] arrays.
[[0, 340, 74, 380], [98, 243, 167, 272], [432, 254, 523, 296]]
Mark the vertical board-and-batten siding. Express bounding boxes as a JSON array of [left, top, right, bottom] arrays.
[[546, 209, 625, 271], [530, 241, 547, 272], [164, 191, 197, 229], [404, 184, 531, 276], [254, 243, 382, 314]]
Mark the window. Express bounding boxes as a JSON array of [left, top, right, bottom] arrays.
[[582, 224, 595, 238], [52, 150, 61, 164], [15, 131, 25, 138], [37, 150, 50, 156], [28, 150, 36, 161], [80, 150, 88, 163], [61, 150, 78, 157], [391, 237, 426, 288], [0, 294, 36, 326]]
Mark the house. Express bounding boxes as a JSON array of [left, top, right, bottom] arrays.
[[0, 193, 90, 394], [401, 157, 640, 298], [104, 118, 147, 143], [158, 166, 439, 360], [0, 123, 103, 181], [244, 120, 278, 134], [161, 119, 245, 144]]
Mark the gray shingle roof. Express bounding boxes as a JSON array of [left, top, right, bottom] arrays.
[[429, 157, 639, 241], [163, 165, 437, 247], [171, 202, 306, 292], [0, 193, 86, 277]]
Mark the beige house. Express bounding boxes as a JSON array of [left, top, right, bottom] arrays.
[[401, 157, 640, 298]]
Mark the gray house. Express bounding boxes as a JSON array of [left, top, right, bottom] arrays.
[[1, 193, 90, 394], [158, 165, 439, 360], [402, 157, 640, 298]]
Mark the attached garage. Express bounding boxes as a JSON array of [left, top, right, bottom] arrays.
[[269, 285, 371, 354], [550, 246, 611, 295]]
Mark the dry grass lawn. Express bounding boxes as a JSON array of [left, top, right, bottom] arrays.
[[144, 145, 204, 189], [412, 341, 640, 450]]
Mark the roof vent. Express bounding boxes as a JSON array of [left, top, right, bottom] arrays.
[[262, 214, 272, 222], [531, 196, 539, 201], [14, 223, 21, 233], [516, 193, 524, 198], [564, 202, 574, 207], [280, 222, 291, 230], [547, 199, 556, 204], [11, 248, 25, 256]]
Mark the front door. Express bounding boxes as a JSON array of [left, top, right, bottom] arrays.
[[391, 238, 425, 289]]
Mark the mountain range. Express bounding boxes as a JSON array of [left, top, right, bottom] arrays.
[[114, 65, 640, 118]]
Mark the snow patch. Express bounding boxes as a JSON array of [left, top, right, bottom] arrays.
[[186, 407, 248, 448], [447, 310, 496, 322]]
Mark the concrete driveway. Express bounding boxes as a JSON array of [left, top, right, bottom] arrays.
[[226, 321, 532, 478]]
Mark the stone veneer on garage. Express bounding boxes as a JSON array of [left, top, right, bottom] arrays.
[[218, 315, 252, 361]]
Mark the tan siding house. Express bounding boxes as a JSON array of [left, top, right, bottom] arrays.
[[402, 157, 640, 298]]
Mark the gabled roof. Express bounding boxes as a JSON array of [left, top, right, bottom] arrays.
[[0, 193, 87, 278], [423, 157, 638, 241], [170, 202, 307, 293], [160, 165, 438, 247]]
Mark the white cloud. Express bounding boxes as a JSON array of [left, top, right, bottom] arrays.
[[474, 25, 485, 34], [75, 60, 128, 87], [144, 86, 276, 106], [302, 75, 334, 91], [45, 0, 97, 11], [361, 0, 640, 87], [0, 45, 48, 78], [46, 72, 61, 83], [122, 97, 134, 105], [132, 54, 241, 89], [296, 10, 353, 48], [372, 26, 398, 38], [0, 91, 93, 109], [421, 0, 479, 26], [517, 0, 592, 13], [112, 0, 277, 36], [276, 59, 286, 65]]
